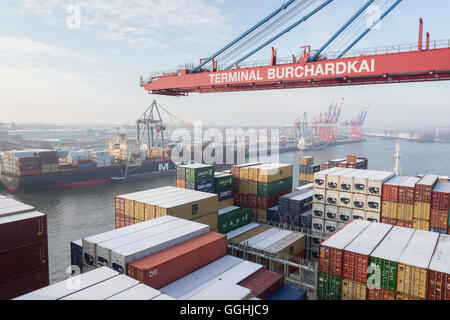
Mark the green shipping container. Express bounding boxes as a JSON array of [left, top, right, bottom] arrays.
[[218, 206, 251, 234], [257, 177, 293, 196], [215, 173, 234, 191], [318, 272, 341, 300], [368, 257, 397, 292], [185, 164, 215, 182]]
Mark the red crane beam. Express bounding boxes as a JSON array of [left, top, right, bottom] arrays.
[[142, 46, 450, 96]]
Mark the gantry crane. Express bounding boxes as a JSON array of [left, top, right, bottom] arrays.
[[140, 0, 450, 96]]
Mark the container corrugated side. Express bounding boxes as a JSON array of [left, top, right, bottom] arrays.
[[127, 232, 226, 289], [0, 267, 49, 300], [341, 279, 367, 300], [160, 255, 243, 299]]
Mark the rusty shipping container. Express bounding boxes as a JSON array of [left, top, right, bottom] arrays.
[[398, 177, 420, 204], [432, 181, 450, 211], [427, 234, 450, 300], [238, 268, 283, 299], [367, 288, 395, 300], [127, 232, 226, 289], [382, 176, 409, 202], [415, 175, 439, 203]]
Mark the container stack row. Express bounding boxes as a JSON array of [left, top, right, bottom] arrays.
[[328, 155, 369, 170], [114, 186, 219, 231], [0, 196, 49, 300], [318, 220, 449, 300], [176, 163, 215, 193], [267, 188, 313, 228], [0, 149, 59, 176], [299, 156, 319, 187], [214, 171, 235, 209]]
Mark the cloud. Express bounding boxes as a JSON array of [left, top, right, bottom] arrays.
[[2, 0, 231, 48], [0, 37, 92, 65]]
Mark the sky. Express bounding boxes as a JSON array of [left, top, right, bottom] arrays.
[[0, 0, 449, 130]]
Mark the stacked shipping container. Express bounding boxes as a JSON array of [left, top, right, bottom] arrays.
[[0, 200, 49, 300], [299, 156, 319, 186], [413, 175, 439, 231], [430, 182, 450, 234]]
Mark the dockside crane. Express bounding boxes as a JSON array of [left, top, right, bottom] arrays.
[[141, 0, 450, 96]]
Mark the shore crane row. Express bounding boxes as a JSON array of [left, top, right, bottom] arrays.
[[140, 0, 450, 96]]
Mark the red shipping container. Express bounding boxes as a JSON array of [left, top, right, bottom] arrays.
[[238, 268, 283, 299], [239, 194, 248, 207], [248, 194, 258, 208], [381, 217, 397, 226], [427, 270, 450, 300], [176, 179, 185, 188], [432, 182, 450, 211], [0, 212, 47, 253], [367, 288, 395, 300], [115, 213, 125, 229], [0, 241, 48, 282], [115, 196, 125, 215], [430, 209, 449, 230], [0, 267, 49, 300], [342, 251, 369, 283], [346, 155, 357, 163], [319, 246, 344, 276], [320, 163, 329, 171], [127, 232, 226, 289], [233, 192, 240, 206], [257, 190, 290, 210], [398, 185, 416, 204], [337, 161, 348, 168], [396, 219, 413, 228], [249, 208, 257, 220], [415, 175, 439, 203]]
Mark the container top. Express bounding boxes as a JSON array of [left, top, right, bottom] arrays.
[[15, 267, 119, 300], [218, 206, 240, 215], [61, 274, 139, 300], [266, 232, 305, 254], [83, 215, 178, 245], [340, 169, 366, 178], [268, 206, 278, 211], [179, 260, 262, 300], [416, 175, 439, 187], [71, 239, 82, 246], [280, 189, 309, 200], [116, 186, 176, 200], [0, 204, 35, 218], [240, 227, 282, 246], [252, 230, 293, 250], [321, 220, 371, 250], [345, 223, 392, 256], [151, 294, 176, 300], [428, 234, 450, 274], [161, 255, 243, 299], [157, 192, 217, 209], [97, 219, 189, 250], [232, 162, 263, 169], [368, 171, 395, 182], [226, 222, 260, 240], [383, 175, 410, 186], [398, 230, 439, 269], [185, 163, 214, 169], [433, 181, 450, 193], [295, 183, 313, 191], [0, 198, 26, 209], [328, 168, 356, 177], [0, 211, 45, 225], [314, 167, 346, 176], [187, 280, 251, 300], [399, 176, 421, 188], [290, 191, 313, 202], [370, 226, 415, 262], [113, 221, 209, 256], [354, 170, 387, 180], [106, 283, 161, 300]]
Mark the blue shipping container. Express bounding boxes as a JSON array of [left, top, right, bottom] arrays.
[[267, 285, 307, 300], [267, 206, 279, 222], [186, 178, 215, 193], [217, 187, 233, 201], [79, 163, 94, 169]]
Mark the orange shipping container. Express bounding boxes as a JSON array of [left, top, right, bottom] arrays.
[[367, 288, 395, 300], [127, 232, 226, 289]]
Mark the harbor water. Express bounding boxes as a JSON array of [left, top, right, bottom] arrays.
[[1, 137, 449, 284]]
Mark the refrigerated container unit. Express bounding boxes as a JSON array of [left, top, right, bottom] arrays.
[[339, 169, 366, 193], [352, 209, 366, 220], [313, 188, 325, 204], [354, 170, 384, 195], [367, 171, 395, 196], [327, 168, 356, 191], [313, 167, 345, 189], [397, 230, 439, 299], [337, 207, 352, 223], [325, 205, 338, 221]]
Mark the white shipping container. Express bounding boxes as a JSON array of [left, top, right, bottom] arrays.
[[325, 190, 339, 206], [428, 234, 450, 274], [325, 205, 338, 221], [339, 192, 353, 208], [96, 217, 187, 267], [398, 230, 440, 269], [338, 207, 352, 223], [106, 283, 161, 300], [240, 228, 282, 247], [313, 188, 325, 204], [352, 194, 367, 210], [161, 256, 243, 299], [178, 261, 263, 300], [152, 294, 176, 300], [339, 169, 364, 192], [0, 204, 35, 218], [110, 222, 210, 273], [370, 226, 415, 263], [367, 195, 382, 213], [15, 267, 119, 300], [61, 274, 139, 300], [352, 209, 366, 220], [320, 220, 371, 250], [367, 171, 395, 196], [187, 280, 251, 300], [312, 203, 325, 218], [313, 167, 345, 189], [327, 168, 355, 190], [226, 223, 260, 240], [82, 215, 178, 269], [251, 230, 293, 250], [312, 217, 325, 233], [353, 170, 382, 194], [344, 223, 392, 256], [325, 220, 338, 235], [366, 211, 381, 223], [337, 222, 347, 231]]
